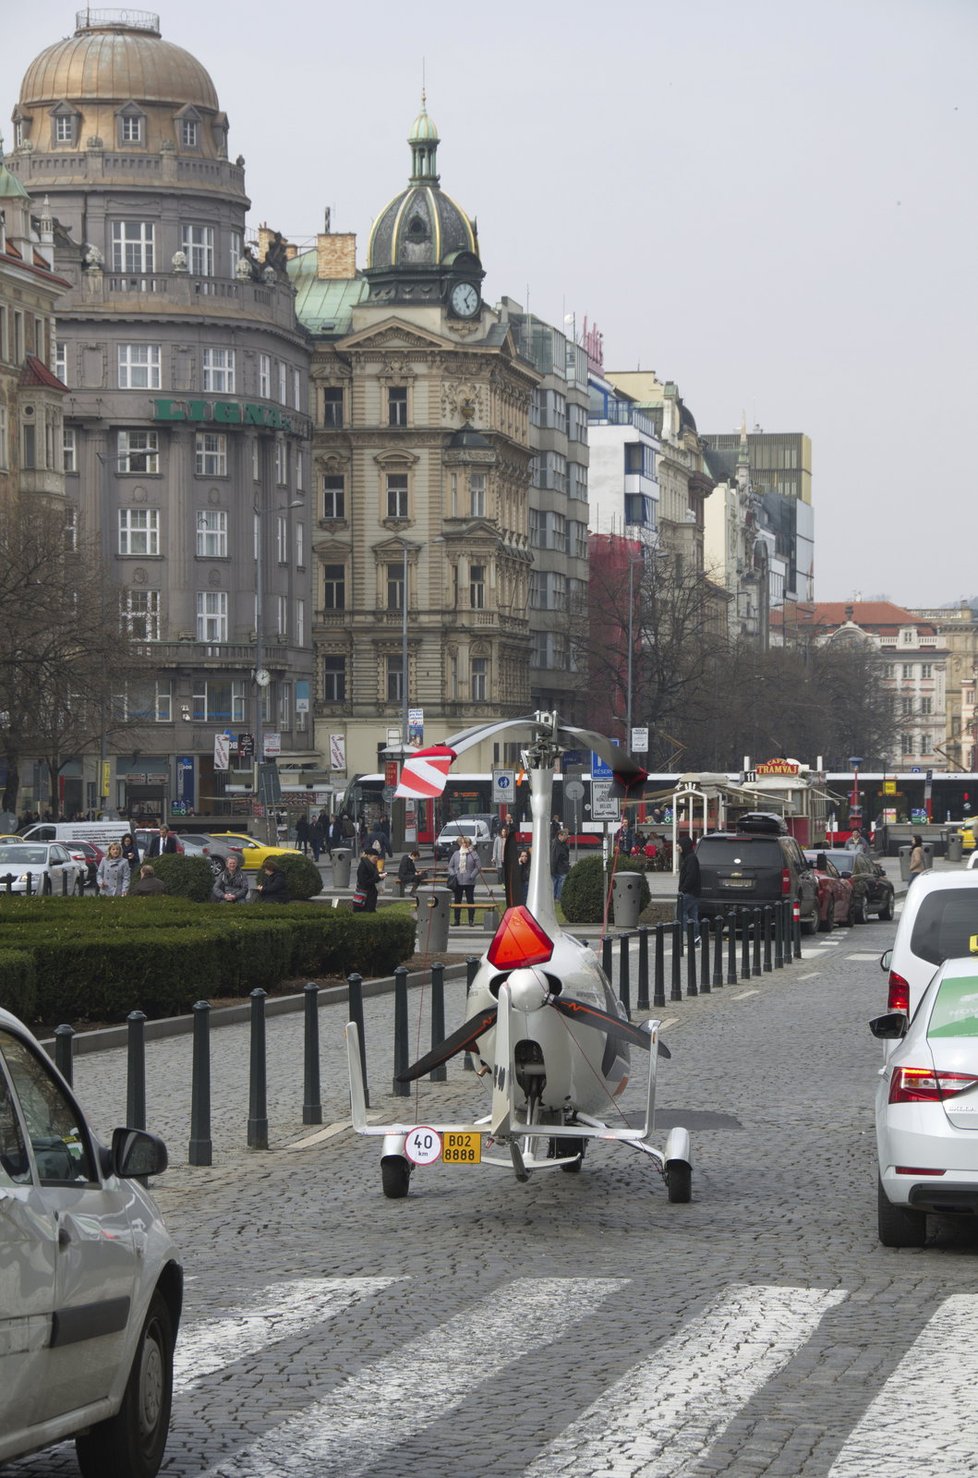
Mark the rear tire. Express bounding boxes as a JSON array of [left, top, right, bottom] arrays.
[[666, 1160, 692, 1203], [855, 894, 868, 925], [818, 908, 832, 932], [877, 1175, 926, 1248], [381, 1155, 411, 1199], [76, 1291, 174, 1478], [878, 894, 894, 921], [845, 898, 856, 927]]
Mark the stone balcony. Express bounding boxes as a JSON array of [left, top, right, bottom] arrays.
[[58, 267, 298, 333]]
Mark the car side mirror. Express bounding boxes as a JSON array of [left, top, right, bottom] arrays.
[[880, 948, 892, 972], [111, 1126, 169, 1178], [870, 1011, 908, 1040]]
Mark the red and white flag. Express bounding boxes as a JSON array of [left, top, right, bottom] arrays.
[[394, 745, 457, 799]]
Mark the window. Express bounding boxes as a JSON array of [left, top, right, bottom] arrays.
[[293, 369, 302, 411], [120, 589, 161, 640], [119, 508, 160, 556], [55, 340, 67, 385], [182, 225, 214, 276], [387, 562, 405, 611], [902, 663, 914, 679], [921, 663, 933, 680], [323, 655, 346, 701], [118, 343, 161, 389], [920, 697, 933, 716], [296, 598, 305, 647], [471, 657, 488, 702], [0, 405, 6, 469], [118, 429, 159, 473], [625, 442, 654, 478], [259, 353, 271, 399], [192, 679, 235, 722], [469, 472, 487, 518], [324, 564, 346, 611], [323, 387, 343, 427], [196, 591, 228, 641], [386, 473, 408, 519], [295, 521, 305, 567], [386, 655, 404, 702], [274, 440, 287, 485], [0, 307, 7, 363], [111, 221, 155, 275], [569, 520, 588, 559], [323, 475, 345, 519], [181, 118, 199, 148], [568, 403, 588, 443], [120, 678, 171, 721], [388, 387, 408, 427], [278, 362, 287, 404], [276, 516, 287, 564], [921, 734, 932, 755], [276, 595, 287, 637], [54, 114, 74, 144], [2, 1031, 96, 1186], [195, 431, 227, 476], [202, 347, 235, 393], [296, 452, 304, 493], [196, 509, 228, 558], [120, 113, 143, 143], [470, 564, 485, 610], [570, 463, 588, 501], [252, 440, 260, 480], [278, 681, 291, 726], [229, 230, 242, 279], [901, 733, 914, 756]]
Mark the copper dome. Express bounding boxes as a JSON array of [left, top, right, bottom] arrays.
[[19, 13, 219, 113]]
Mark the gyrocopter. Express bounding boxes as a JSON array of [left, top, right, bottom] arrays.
[[345, 710, 692, 1201]]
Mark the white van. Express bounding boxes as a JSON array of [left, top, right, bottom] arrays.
[[881, 872, 978, 1050], [21, 821, 131, 849]]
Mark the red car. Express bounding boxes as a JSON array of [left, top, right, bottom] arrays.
[[804, 850, 855, 930]]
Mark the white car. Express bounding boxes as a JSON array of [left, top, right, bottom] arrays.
[[433, 818, 492, 861], [871, 959, 978, 1247], [967, 850, 978, 869], [0, 841, 87, 896], [880, 871, 978, 1031], [0, 1006, 182, 1474]]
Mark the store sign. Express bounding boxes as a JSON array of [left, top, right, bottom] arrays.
[[214, 734, 230, 771], [755, 758, 800, 777], [329, 734, 346, 771], [152, 398, 303, 434], [263, 731, 281, 758]]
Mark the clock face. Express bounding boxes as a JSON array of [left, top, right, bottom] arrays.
[[450, 281, 479, 318], [254, 668, 271, 688]]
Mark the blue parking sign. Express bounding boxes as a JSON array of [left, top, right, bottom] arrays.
[[590, 741, 619, 780]]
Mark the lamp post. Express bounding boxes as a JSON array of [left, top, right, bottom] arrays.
[[625, 548, 643, 745], [253, 480, 303, 838], [848, 755, 863, 840]]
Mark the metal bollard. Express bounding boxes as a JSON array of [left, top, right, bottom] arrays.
[[393, 966, 410, 1096], [54, 1023, 74, 1085], [61, 870, 69, 896], [601, 935, 613, 980], [303, 983, 322, 1124], [347, 973, 369, 1109], [727, 912, 737, 985], [712, 918, 724, 990], [637, 927, 650, 1011], [686, 922, 698, 996], [653, 924, 666, 1008], [619, 934, 631, 1015], [3, 874, 10, 894], [775, 902, 785, 969], [752, 909, 762, 975], [670, 922, 682, 1002], [126, 1011, 146, 1131], [430, 962, 446, 1082], [464, 956, 479, 1071], [25, 873, 32, 897], [188, 1001, 212, 1166], [247, 988, 268, 1150], [793, 903, 802, 960], [699, 920, 710, 993], [741, 912, 751, 980], [763, 908, 774, 973]]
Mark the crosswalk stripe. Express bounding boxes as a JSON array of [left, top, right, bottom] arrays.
[[524, 1283, 846, 1477], [827, 1293, 978, 1476], [198, 1276, 629, 1477], [173, 1277, 403, 1391]]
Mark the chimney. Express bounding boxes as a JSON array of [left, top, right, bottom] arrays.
[[844, 604, 854, 622], [316, 231, 357, 280]]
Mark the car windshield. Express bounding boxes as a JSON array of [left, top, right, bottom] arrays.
[[928, 972, 978, 1039], [910, 889, 978, 967], [0, 847, 43, 864], [825, 853, 855, 875], [441, 821, 481, 835]]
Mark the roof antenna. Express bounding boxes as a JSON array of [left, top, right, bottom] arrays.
[[421, 57, 426, 108]]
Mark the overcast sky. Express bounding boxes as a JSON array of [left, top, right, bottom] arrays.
[[4, 0, 975, 608]]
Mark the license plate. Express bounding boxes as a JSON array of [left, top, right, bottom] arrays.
[[722, 879, 754, 890], [442, 1132, 481, 1164]]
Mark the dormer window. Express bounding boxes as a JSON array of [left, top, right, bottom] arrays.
[[407, 215, 427, 240], [50, 102, 80, 147], [181, 119, 198, 148], [117, 103, 146, 147]]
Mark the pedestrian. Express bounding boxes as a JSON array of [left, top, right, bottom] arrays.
[[119, 830, 140, 880], [492, 824, 510, 873], [354, 849, 381, 912], [146, 824, 178, 858], [310, 815, 324, 863], [676, 834, 701, 930], [132, 863, 166, 896], [97, 841, 130, 896], [908, 834, 925, 885], [448, 835, 480, 925], [254, 858, 289, 903], [551, 827, 570, 902], [331, 816, 345, 855], [517, 848, 531, 904], [211, 853, 250, 903], [368, 822, 392, 858], [397, 849, 426, 897], [295, 814, 311, 855]]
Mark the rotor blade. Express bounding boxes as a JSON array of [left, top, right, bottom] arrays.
[[551, 998, 670, 1055], [395, 1006, 499, 1083], [442, 715, 539, 754], [556, 725, 649, 797]]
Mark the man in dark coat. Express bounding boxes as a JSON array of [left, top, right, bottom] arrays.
[[550, 829, 571, 901], [146, 824, 178, 858], [676, 834, 701, 930]]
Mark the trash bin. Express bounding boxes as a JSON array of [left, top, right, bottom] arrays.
[[898, 846, 911, 882], [922, 842, 935, 870], [947, 833, 963, 864], [332, 848, 352, 888], [415, 887, 453, 953], [612, 871, 642, 929], [475, 838, 493, 870]]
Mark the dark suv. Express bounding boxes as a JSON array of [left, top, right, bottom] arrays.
[[695, 814, 819, 932]]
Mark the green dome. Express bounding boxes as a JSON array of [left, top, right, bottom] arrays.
[[0, 141, 29, 199], [409, 102, 439, 144]]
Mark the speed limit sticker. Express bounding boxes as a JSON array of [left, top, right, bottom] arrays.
[[404, 1127, 443, 1166]]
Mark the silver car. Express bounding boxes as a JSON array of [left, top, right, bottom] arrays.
[[0, 841, 87, 896], [0, 1007, 183, 1474]]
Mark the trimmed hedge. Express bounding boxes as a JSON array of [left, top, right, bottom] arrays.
[[148, 854, 215, 901], [0, 894, 416, 1023], [271, 852, 324, 901], [561, 856, 651, 924]]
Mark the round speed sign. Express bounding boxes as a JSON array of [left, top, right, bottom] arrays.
[[403, 1126, 443, 1166]]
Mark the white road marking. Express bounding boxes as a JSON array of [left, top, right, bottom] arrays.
[[828, 1295, 978, 1476], [797, 972, 821, 979], [732, 989, 759, 999], [845, 953, 883, 962], [525, 1283, 846, 1477], [173, 1278, 402, 1391], [198, 1277, 627, 1477]]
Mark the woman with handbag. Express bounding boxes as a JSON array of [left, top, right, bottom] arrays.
[[354, 850, 380, 912], [448, 835, 480, 925]]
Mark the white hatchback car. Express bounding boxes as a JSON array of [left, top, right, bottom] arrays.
[[0, 840, 87, 896], [0, 1007, 182, 1475], [871, 959, 978, 1246], [880, 871, 978, 1030], [433, 817, 492, 861]]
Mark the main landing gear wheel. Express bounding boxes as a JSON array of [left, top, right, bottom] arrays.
[[551, 1136, 586, 1172], [666, 1160, 692, 1203], [381, 1155, 411, 1199]]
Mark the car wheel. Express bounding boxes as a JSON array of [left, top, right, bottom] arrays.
[[381, 1155, 411, 1199], [666, 1160, 692, 1203], [877, 1175, 927, 1249], [818, 907, 832, 932], [801, 910, 818, 936], [845, 897, 856, 927], [207, 857, 224, 879], [855, 894, 868, 925], [878, 894, 894, 922], [76, 1291, 174, 1478]]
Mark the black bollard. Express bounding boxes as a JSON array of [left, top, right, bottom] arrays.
[[774, 903, 784, 969], [54, 1023, 74, 1085], [699, 920, 711, 993], [247, 989, 268, 1149], [727, 912, 737, 985], [712, 918, 724, 990], [126, 1010, 146, 1131], [793, 903, 802, 960], [188, 1000, 212, 1166], [3, 874, 10, 894], [637, 927, 650, 1011], [61, 870, 69, 896], [393, 966, 410, 1096], [347, 973, 369, 1109], [25, 873, 32, 897], [686, 922, 698, 996], [752, 908, 763, 975], [670, 922, 682, 1002], [653, 925, 666, 1008], [602, 935, 613, 980], [619, 935, 631, 1015], [763, 908, 774, 973], [430, 962, 446, 1082], [463, 956, 479, 1071], [303, 983, 322, 1125]]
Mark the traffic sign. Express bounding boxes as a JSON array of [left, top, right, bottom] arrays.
[[591, 740, 619, 780], [492, 770, 515, 804]]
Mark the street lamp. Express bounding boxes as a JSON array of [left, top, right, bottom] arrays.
[[625, 548, 643, 744], [253, 486, 303, 831], [848, 755, 863, 840]]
